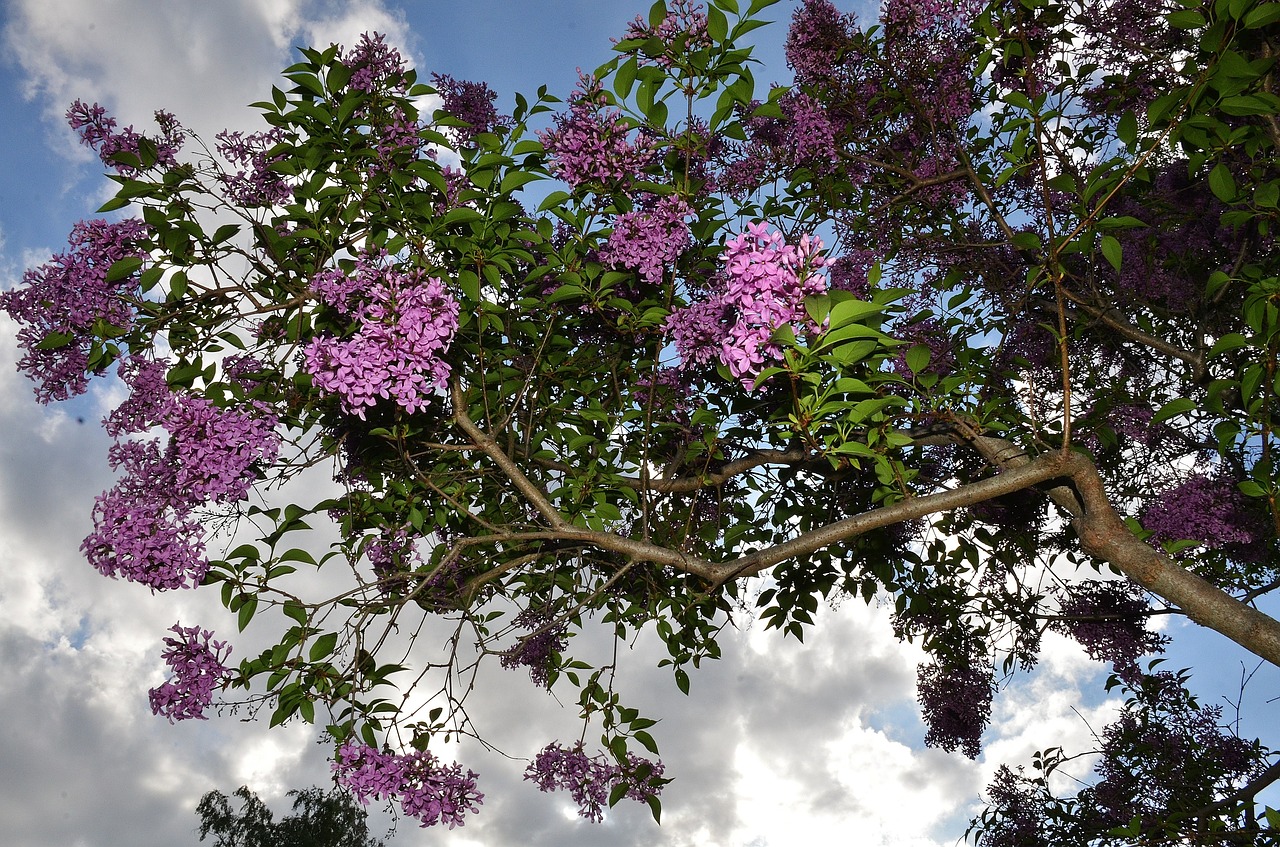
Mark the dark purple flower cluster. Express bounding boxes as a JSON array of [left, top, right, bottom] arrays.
[[666, 222, 827, 387], [620, 0, 711, 67], [1141, 474, 1266, 556], [981, 765, 1048, 847], [0, 218, 149, 403], [1051, 580, 1167, 681], [333, 740, 483, 828], [524, 742, 663, 822], [66, 100, 183, 174], [83, 356, 281, 591], [1082, 672, 1266, 829], [364, 525, 423, 595], [215, 128, 293, 206], [499, 607, 567, 689], [597, 195, 691, 285], [148, 623, 231, 722], [916, 659, 994, 759], [785, 0, 858, 88], [304, 253, 460, 418], [431, 73, 507, 142], [539, 72, 652, 190], [782, 92, 838, 170]]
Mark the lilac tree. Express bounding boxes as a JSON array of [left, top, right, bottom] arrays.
[[4, 0, 1280, 841]]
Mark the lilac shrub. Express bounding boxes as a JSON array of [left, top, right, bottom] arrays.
[[333, 740, 483, 828], [1141, 474, 1266, 557], [524, 742, 664, 822], [66, 100, 183, 174], [148, 624, 232, 721]]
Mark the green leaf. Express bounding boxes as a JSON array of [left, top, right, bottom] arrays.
[[1209, 163, 1238, 202], [1117, 110, 1138, 147], [283, 602, 309, 626], [615, 57, 638, 100], [1100, 234, 1123, 271], [105, 256, 144, 283], [674, 668, 690, 695], [237, 594, 259, 632], [1166, 9, 1206, 28], [905, 344, 931, 375], [310, 632, 338, 662], [1244, 2, 1280, 28], [1153, 397, 1197, 424]]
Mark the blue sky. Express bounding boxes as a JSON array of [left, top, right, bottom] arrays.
[[0, 2, 1276, 846]]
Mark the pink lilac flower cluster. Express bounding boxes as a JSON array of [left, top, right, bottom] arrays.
[[539, 72, 652, 190], [332, 740, 483, 828], [785, 0, 858, 88], [83, 356, 281, 591], [499, 607, 568, 689], [524, 742, 664, 822], [0, 217, 149, 403], [66, 100, 184, 175], [619, 0, 711, 67], [148, 623, 232, 722], [916, 659, 994, 759], [337, 33, 427, 169], [666, 222, 828, 388], [597, 195, 691, 286], [303, 255, 460, 418], [215, 128, 294, 206], [1051, 580, 1168, 683], [431, 73, 507, 142]]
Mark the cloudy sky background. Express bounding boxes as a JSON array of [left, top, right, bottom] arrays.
[[1, 1, 1277, 845]]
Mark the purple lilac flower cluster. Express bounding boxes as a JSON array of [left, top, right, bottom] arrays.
[[66, 100, 183, 175], [620, 0, 711, 66], [539, 72, 652, 190], [524, 742, 664, 822], [343, 32, 406, 93], [666, 222, 828, 387], [980, 765, 1047, 847], [1083, 672, 1265, 829], [148, 623, 232, 722], [332, 740, 483, 828], [782, 92, 838, 169], [431, 73, 507, 142], [785, 0, 858, 88], [1051, 580, 1167, 682], [304, 253, 460, 418], [597, 195, 691, 286], [215, 128, 293, 206], [364, 525, 423, 595], [83, 356, 281, 591], [916, 659, 994, 759], [1141, 474, 1265, 557], [0, 218, 150, 404], [499, 607, 568, 689]]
